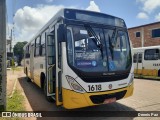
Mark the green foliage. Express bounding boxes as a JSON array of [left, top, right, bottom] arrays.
[[0, 90, 25, 120], [11, 58, 15, 66], [7, 90, 25, 111], [13, 41, 27, 56], [13, 41, 27, 65]]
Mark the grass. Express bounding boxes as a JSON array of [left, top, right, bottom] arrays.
[[10, 67, 23, 74], [1, 90, 25, 120], [0, 105, 5, 111], [11, 67, 23, 72], [7, 90, 25, 111]]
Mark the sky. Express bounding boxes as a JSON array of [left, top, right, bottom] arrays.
[[6, 0, 160, 45]]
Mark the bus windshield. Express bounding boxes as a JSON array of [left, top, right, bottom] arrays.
[[67, 25, 132, 72]]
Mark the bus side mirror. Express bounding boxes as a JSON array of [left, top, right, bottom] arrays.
[[57, 24, 66, 42]]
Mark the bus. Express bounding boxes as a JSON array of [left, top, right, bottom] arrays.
[[133, 46, 160, 78], [23, 8, 134, 109]]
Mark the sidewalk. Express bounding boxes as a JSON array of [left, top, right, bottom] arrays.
[[7, 69, 18, 96]]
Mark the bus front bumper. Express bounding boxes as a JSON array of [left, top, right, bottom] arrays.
[[62, 83, 134, 109]]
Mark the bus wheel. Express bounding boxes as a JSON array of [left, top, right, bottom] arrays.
[[26, 68, 31, 82], [158, 70, 160, 77], [44, 80, 54, 102]]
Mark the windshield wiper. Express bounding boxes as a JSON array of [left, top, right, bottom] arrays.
[[108, 29, 117, 59], [84, 24, 103, 58], [108, 35, 114, 59]]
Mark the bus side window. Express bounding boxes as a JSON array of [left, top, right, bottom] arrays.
[[138, 53, 142, 63], [47, 30, 55, 65], [35, 36, 41, 57], [25, 45, 30, 58], [159, 49, 160, 59], [144, 49, 159, 60], [133, 53, 137, 63], [41, 32, 46, 56]]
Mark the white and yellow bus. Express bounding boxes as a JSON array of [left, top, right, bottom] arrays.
[[133, 46, 160, 77], [23, 8, 134, 109]]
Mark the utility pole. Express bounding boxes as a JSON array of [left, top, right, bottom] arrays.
[[10, 29, 12, 53], [0, 0, 6, 110]]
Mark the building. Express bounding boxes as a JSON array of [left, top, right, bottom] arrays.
[[128, 22, 160, 48]]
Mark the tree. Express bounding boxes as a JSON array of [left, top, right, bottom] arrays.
[[13, 41, 28, 65]]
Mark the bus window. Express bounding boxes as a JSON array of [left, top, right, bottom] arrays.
[[67, 29, 73, 64], [67, 25, 105, 72], [41, 32, 45, 44], [25, 45, 30, 58], [159, 50, 160, 59], [138, 53, 142, 63], [35, 36, 41, 56], [144, 49, 159, 60], [67, 25, 132, 72], [47, 31, 55, 65], [41, 32, 46, 56], [104, 29, 131, 71], [133, 54, 137, 63]]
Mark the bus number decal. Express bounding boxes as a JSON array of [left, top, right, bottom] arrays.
[[88, 84, 102, 92]]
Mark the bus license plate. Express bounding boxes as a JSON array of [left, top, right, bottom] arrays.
[[103, 98, 116, 104]]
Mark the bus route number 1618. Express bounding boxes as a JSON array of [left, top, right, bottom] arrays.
[[88, 84, 102, 92]]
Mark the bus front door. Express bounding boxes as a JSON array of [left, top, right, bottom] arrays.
[[46, 30, 63, 106], [136, 53, 143, 75], [46, 33, 56, 100]]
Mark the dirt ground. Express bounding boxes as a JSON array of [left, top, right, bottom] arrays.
[[7, 68, 36, 120]]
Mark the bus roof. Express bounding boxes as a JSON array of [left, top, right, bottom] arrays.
[[24, 8, 126, 49]]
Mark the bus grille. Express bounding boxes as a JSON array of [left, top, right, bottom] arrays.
[[89, 90, 127, 104]]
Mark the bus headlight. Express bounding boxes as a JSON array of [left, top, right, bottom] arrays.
[[66, 75, 85, 93], [128, 73, 134, 86]]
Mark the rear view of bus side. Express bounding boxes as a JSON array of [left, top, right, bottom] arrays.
[[23, 8, 134, 109], [133, 46, 160, 78]]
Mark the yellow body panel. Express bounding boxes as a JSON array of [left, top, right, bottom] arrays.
[[33, 72, 41, 87], [135, 69, 158, 76], [62, 83, 134, 109]]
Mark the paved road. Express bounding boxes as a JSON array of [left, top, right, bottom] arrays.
[[17, 74, 160, 120]]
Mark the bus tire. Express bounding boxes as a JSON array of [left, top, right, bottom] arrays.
[[44, 80, 54, 102], [40, 73, 45, 89], [26, 68, 31, 82], [158, 69, 160, 77]]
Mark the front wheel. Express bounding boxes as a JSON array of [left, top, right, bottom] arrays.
[[43, 80, 54, 102]]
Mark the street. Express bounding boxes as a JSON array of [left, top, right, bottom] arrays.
[[7, 70, 160, 120]]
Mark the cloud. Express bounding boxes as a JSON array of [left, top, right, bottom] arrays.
[[137, 12, 149, 19], [14, 5, 64, 42], [137, 0, 160, 13], [155, 13, 160, 21], [86, 1, 100, 12], [13, 1, 101, 43]]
